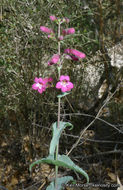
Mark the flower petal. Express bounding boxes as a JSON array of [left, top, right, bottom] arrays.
[[61, 86, 68, 92], [32, 83, 38, 90], [38, 88, 43, 94], [39, 78, 44, 84], [64, 76, 70, 81], [56, 82, 62, 89], [34, 77, 39, 83], [68, 82, 74, 89], [60, 75, 66, 81]]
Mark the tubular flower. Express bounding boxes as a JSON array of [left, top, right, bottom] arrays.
[[50, 15, 57, 21], [62, 28, 75, 36], [48, 54, 60, 66], [40, 26, 53, 34], [64, 48, 86, 59], [32, 77, 46, 94], [56, 75, 74, 92]]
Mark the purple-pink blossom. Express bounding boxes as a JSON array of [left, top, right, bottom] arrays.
[[62, 28, 75, 36], [32, 77, 46, 94], [64, 48, 86, 59], [48, 54, 60, 66], [50, 15, 57, 21], [40, 26, 53, 34], [32, 77, 53, 93], [56, 75, 74, 92]]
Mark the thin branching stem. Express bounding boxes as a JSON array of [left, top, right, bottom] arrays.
[[67, 83, 122, 156]]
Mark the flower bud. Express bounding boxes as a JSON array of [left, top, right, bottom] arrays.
[[50, 15, 57, 21], [40, 26, 53, 34], [48, 54, 60, 65], [62, 28, 75, 36], [64, 48, 86, 59]]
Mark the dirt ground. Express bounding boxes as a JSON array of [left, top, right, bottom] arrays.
[[0, 118, 123, 190]]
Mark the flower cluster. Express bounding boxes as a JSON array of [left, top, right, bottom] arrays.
[[32, 15, 86, 94]]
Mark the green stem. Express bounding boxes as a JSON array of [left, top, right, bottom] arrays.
[[55, 21, 61, 190]]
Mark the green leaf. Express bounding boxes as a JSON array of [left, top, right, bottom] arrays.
[[29, 154, 89, 183], [49, 122, 73, 155], [46, 176, 74, 190], [57, 92, 70, 98]]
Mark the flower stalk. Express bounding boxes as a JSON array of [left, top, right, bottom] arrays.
[[55, 21, 61, 190]]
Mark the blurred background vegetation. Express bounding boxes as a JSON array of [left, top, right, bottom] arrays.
[[0, 0, 123, 188]]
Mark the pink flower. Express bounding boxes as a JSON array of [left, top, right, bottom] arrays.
[[40, 26, 53, 34], [64, 48, 86, 59], [62, 28, 75, 36], [56, 75, 74, 92], [32, 77, 46, 94], [48, 54, 60, 66], [50, 15, 57, 21]]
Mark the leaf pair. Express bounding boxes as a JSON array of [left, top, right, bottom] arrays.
[[30, 154, 89, 182]]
